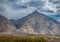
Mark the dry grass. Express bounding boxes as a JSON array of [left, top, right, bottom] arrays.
[[0, 34, 46, 42]]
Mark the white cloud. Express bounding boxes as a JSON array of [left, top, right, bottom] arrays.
[[1, 2, 36, 19], [45, 2, 57, 13], [0, 0, 60, 20], [21, 0, 31, 3], [16, 0, 31, 5], [49, 0, 60, 13]]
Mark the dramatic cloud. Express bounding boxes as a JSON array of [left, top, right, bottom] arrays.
[[1, 3, 36, 19], [49, 0, 60, 14], [0, 0, 36, 19], [49, 0, 60, 22], [0, 0, 60, 20]]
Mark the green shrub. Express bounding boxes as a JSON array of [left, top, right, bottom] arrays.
[[0, 35, 46, 42]]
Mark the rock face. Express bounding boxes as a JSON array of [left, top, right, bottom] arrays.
[[0, 15, 16, 33], [1, 11, 60, 35], [16, 11, 60, 35]]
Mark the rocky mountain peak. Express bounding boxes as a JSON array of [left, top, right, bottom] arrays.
[[16, 11, 60, 35], [0, 15, 16, 33]]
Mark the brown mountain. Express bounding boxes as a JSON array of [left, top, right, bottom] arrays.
[[0, 15, 16, 33]]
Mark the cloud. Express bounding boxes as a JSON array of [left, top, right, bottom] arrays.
[[0, 0, 36, 19], [15, 0, 58, 14], [0, 0, 4, 3], [25, 1, 45, 7], [5, 7, 36, 19], [0, 0, 60, 20], [8, 0, 16, 2], [1, 2, 36, 19], [49, 0, 60, 14]]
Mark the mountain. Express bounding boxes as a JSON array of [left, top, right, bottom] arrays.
[[16, 11, 60, 35], [0, 15, 16, 33]]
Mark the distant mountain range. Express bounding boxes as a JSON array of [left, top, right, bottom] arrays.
[[0, 11, 60, 35]]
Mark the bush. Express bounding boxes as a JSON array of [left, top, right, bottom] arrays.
[[0, 35, 46, 42]]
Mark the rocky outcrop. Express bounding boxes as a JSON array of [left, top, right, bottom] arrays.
[[16, 11, 60, 35], [0, 15, 16, 33]]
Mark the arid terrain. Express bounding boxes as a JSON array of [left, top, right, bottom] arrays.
[[0, 34, 60, 42]]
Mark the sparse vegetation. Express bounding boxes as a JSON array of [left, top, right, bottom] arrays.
[[0, 34, 46, 42], [0, 34, 60, 42]]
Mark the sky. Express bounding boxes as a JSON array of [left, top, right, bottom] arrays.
[[0, 0, 60, 21]]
